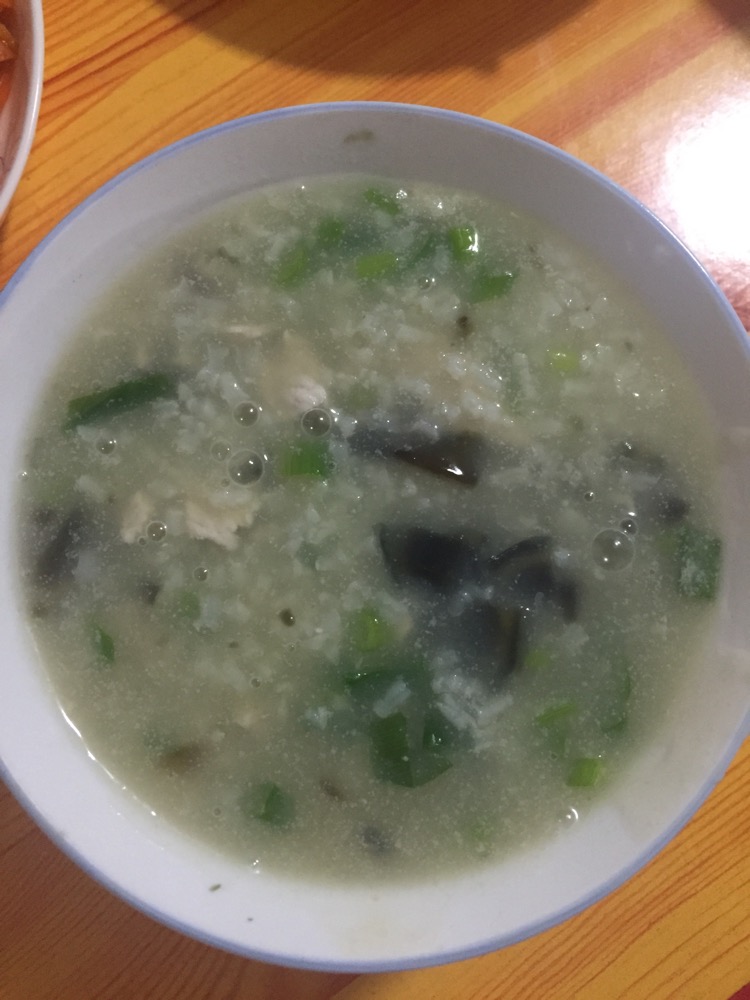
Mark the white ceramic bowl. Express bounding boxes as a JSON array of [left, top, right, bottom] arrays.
[[0, 0, 43, 220], [0, 103, 748, 972]]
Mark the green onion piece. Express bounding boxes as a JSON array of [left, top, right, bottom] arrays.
[[274, 241, 311, 288], [370, 713, 452, 787], [448, 226, 479, 260], [535, 701, 577, 728], [547, 349, 581, 375], [280, 439, 334, 478], [363, 187, 401, 215], [349, 606, 393, 652], [566, 757, 603, 788], [370, 712, 411, 784], [464, 816, 494, 848], [471, 269, 516, 302], [65, 372, 177, 430], [92, 624, 115, 664], [240, 781, 295, 827], [422, 706, 469, 751], [535, 701, 576, 758], [344, 656, 430, 708], [404, 229, 442, 268], [675, 524, 721, 600], [344, 666, 409, 708], [523, 646, 553, 670], [315, 216, 346, 248], [177, 590, 201, 621], [355, 251, 399, 280], [599, 661, 632, 735]]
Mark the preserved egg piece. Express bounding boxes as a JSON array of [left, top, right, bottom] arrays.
[[349, 428, 485, 486], [360, 823, 394, 855], [487, 535, 579, 621], [156, 742, 204, 776], [554, 577, 579, 622], [377, 525, 480, 593], [612, 440, 666, 476], [611, 440, 690, 525], [654, 492, 690, 525], [487, 534, 553, 574], [33, 507, 89, 585], [319, 777, 346, 801], [453, 600, 526, 689], [137, 580, 161, 605]]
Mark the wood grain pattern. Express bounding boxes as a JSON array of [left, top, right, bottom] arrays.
[[1, 0, 748, 996]]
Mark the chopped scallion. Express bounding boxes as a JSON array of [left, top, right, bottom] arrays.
[[355, 251, 399, 280], [363, 187, 401, 215], [566, 757, 603, 788], [547, 349, 581, 375], [675, 523, 721, 600], [280, 439, 334, 478], [65, 373, 177, 430], [471, 269, 516, 302], [448, 226, 479, 260], [315, 216, 346, 248], [370, 713, 452, 787], [274, 242, 311, 288], [177, 590, 201, 621], [349, 606, 393, 652], [92, 624, 115, 664], [240, 781, 295, 827]]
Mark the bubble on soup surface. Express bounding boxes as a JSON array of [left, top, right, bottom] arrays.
[[147, 521, 167, 541], [97, 437, 116, 454], [592, 529, 634, 570], [228, 450, 264, 485], [301, 408, 332, 436], [234, 401, 261, 426]]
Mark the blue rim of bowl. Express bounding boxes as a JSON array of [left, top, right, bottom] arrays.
[[0, 101, 748, 973]]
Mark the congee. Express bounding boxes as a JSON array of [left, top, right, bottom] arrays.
[[17, 176, 722, 882]]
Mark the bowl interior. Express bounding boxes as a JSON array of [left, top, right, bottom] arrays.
[[0, 104, 748, 971], [0, 0, 43, 220]]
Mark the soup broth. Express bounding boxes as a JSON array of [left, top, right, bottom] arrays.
[[17, 176, 722, 883]]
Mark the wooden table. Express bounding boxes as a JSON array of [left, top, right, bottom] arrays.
[[1, 1, 748, 997]]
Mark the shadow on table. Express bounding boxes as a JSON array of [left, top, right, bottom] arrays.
[[156, 0, 590, 75]]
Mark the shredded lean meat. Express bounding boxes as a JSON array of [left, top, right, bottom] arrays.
[[121, 490, 260, 550], [183, 495, 260, 550]]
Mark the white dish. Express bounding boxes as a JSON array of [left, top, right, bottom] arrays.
[[0, 0, 43, 220], [0, 103, 747, 972]]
